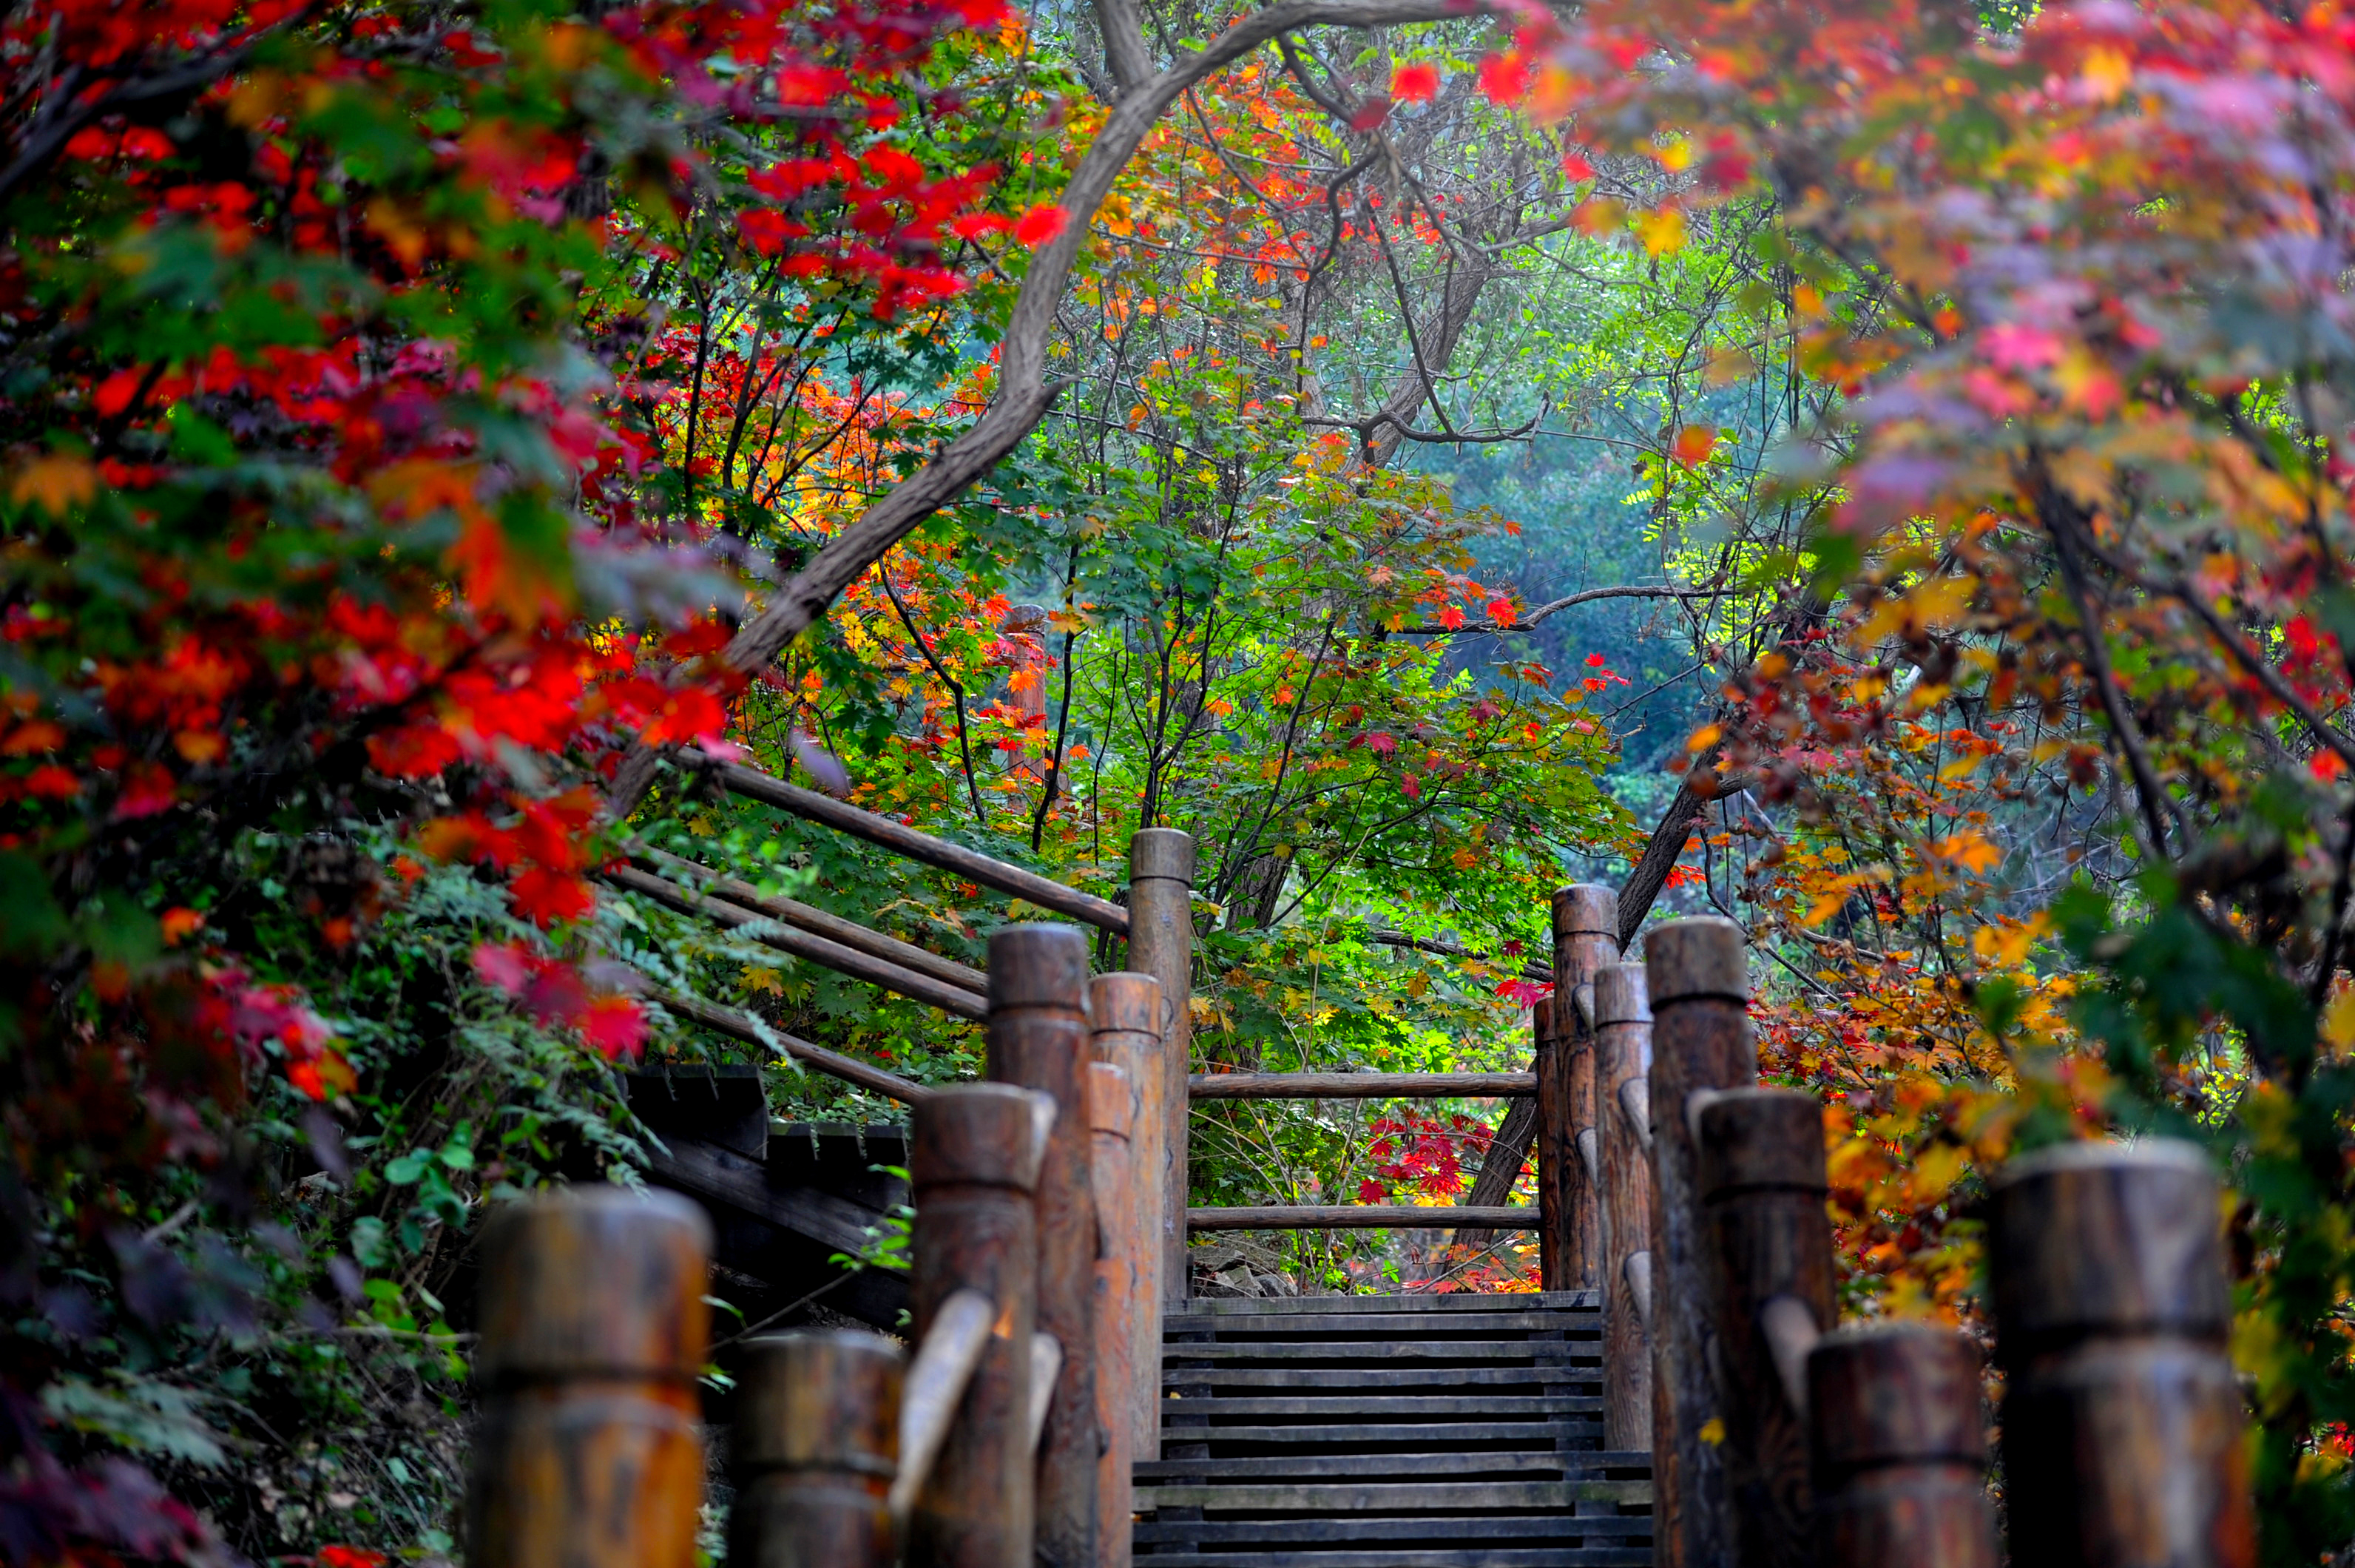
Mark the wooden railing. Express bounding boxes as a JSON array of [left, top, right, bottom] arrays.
[[575, 753, 2255, 1568]]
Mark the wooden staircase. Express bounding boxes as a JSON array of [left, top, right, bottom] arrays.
[[1133, 1291, 1654, 1568]]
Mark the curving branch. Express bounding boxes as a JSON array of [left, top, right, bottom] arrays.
[[607, 0, 1498, 817]]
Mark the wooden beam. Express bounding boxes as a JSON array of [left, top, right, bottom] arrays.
[[643, 985, 933, 1105], [681, 750, 1131, 936], [1186, 1206, 1537, 1230], [1188, 1072, 1535, 1099], [635, 845, 986, 996], [646, 1137, 893, 1258], [608, 864, 987, 1021]]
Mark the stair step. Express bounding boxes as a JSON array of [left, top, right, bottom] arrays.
[[1168, 1368, 1597, 1391], [1130, 1544, 1648, 1553], [1166, 1340, 1587, 1363], [1135, 1513, 1650, 1544], [1165, 1394, 1602, 1419], [1155, 1421, 1601, 1447], [1138, 1292, 1649, 1565], [1138, 1480, 1652, 1512]]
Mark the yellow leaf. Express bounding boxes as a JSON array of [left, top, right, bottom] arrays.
[[2322, 987, 2355, 1053], [1700, 1418, 1726, 1446], [1636, 208, 1686, 257], [743, 965, 785, 996], [12, 453, 95, 515]]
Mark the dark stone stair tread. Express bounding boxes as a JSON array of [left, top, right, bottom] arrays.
[[1165, 1395, 1601, 1417], [1135, 1515, 1651, 1544], [1130, 1535, 1648, 1563], [1136, 1453, 1638, 1481], [1166, 1312, 1592, 1336], [1167, 1368, 1594, 1391], [1166, 1341, 1586, 1362], [1136, 1480, 1652, 1511], [1155, 1421, 1601, 1445]]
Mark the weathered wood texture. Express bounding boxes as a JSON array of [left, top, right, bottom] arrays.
[[1189, 1071, 1537, 1098], [1534, 996, 1572, 1290], [1697, 1089, 1834, 1568], [1595, 962, 1654, 1452], [1092, 973, 1166, 1461], [468, 1188, 712, 1568], [1088, 1061, 1138, 1568], [731, 1331, 904, 1568], [1128, 830, 1195, 1304], [636, 844, 987, 994], [984, 925, 1100, 1568], [609, 863, 989, 1019], [1989, 1141, 2254, 1568], [686, 748, 1131, 934], [1186, 1206, 1538, 1229], [1644, 917, 1753, 1568], [1808, 1324, 1997, 1568], [1552, 885, 1618, 1292], [909, 1085, 1045, 1568]]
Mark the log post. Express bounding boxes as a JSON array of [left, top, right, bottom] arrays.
[[1088, 1059, 1138, 1568], [1697, 1089, 1834, 1568], [732, 1331, 904, 1568], [468, 1187, 712, 1568], [1089, 972, 1165, 1461], [1595, 961, 1653, 1451], [1988, 1140, 2254, 1568], [909, 1084, 1047, 1568], [1807, 1323, 1997, 1568], [1644, 916, 1754, 1568], [1552, 884, 1618, 1292], [1127, 828, 1195, 1303], [1533, 995, 1569, 1289], [985, 925, 1099, 1568]]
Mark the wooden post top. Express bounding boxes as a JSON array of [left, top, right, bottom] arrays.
[[988, 924, 1091, 1012], [1553, 884, 1618, 936], [475, 1187, 711, 1385], [1089, 972, 1163, 1035], [1533, 994, 1555, 1043], [1696, 1089, 1828, 1200], [1808, 1323, 1984, 1477], [1988, 1139, 2229, 1351], [1644, 917, 1748, 1004], [736, 1331, 904, 1477], [1129, 828, 1195, 882], [1595, 962, 1650, 1026], [914, 1084, 1049, 1192]]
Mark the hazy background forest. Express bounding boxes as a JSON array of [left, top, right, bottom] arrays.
[[7, 0, 2355, 1561]]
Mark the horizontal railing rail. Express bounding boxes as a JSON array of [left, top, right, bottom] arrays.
[[679, 749, 1132, 936], [1186, 1206, 1538, 1231], [1189, 1071, 1536, 1099], [608, 863, 988, 1021], [635, 844, 988, 996], [643, 984, 933, 1104]]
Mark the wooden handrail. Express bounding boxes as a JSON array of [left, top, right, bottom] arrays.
[[1189, 1072, 1535, 1099], [608, 864, 988, 1021], [1186, 1206, 1538, 1230], [643, 985, 933, 1105], [635, 845, 987, 996], [680, 750, 1132, 936]]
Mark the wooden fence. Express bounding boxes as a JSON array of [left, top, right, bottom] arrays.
[[522, 752, 2257, 1568]]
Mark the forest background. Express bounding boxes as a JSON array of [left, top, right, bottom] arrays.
[[4, 0, 2355, 1563]]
